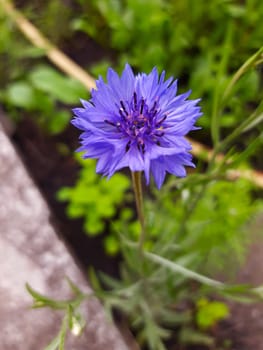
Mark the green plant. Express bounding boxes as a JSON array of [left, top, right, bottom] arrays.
[[146, 177, 263, 276], [0, 0, 78, 133], [195, 298, 229, 330], [26, 280, 86, 350], [74, 0, 263, 135], [57, 157, 131, 255], [3, 65, 87, 133]]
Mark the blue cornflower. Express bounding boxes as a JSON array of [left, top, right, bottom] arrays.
[[72, 64, 202, 189]]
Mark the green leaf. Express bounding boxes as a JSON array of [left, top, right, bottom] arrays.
[[59, 314, 68, 350], [222, 46, 263, 103], [145, 252, 224, 288], [88, 267, 102, 293], [71, 18, 98, 39], [229, 133, 263, 167], [29, 66, 87, 104], [15, 46, 46, 59], [47, 110, 70, 134], [66, 277, 83, 296], [226, 4, 246, 18], [196, 298, 229, 330], [103, 235, 119, 256], [56, 187, 72, 201], [179, 327, 214, 346], [243, 112, 263, 133], [84, 216, 104, 235], [67, 204, 86, 218], [26, 283, 70, 310], [6, 82, 36, 109], [44, 334, 60, 350]]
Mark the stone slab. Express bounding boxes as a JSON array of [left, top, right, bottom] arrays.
[[0, 120, 128, 350]]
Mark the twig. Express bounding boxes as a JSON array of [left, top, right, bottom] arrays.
[[0, 0, 96, 91], [189, 138, 263, 188]]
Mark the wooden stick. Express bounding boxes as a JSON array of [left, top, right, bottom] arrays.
[[0, 0, 96, 91]]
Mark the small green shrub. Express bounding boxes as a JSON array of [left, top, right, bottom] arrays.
[[57, 157, 131, 255], [195, 298, 229, 330], [146, 177, 263, 275]]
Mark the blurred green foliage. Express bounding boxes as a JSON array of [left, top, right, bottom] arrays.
[[74, 0, 263, 132], [0, 0, 83, 134], [4, 65, 87, 133], [146, 177, 263, 275], [1, 0, 262, 136], [57, 157, 131, 255], [195, 298, 229, 330]]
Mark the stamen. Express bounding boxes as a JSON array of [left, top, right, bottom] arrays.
[[156, 114, 167, 126], [125, 140, 131, 152], [116, 96, 165, 149], [133, 92, 137, 110], [120, 100, 128, 116], [152, 109, 158, 118], [119, 109, 126, 119], [137, 138, 145, 154], [150, 100, 157, 112], [104, 119, 116, 127], [155, 131, 164, 137], [140, 99, 145, 114]]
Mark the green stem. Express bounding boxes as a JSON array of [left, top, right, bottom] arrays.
[[131, 171, 145, 254], [222, 46, 263, 104], [211, 20, 234, 147]]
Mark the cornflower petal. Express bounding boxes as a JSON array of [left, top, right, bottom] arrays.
[[72, 64, 202, 188]]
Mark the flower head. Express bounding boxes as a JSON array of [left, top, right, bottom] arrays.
[[72, 64, 202, 189]]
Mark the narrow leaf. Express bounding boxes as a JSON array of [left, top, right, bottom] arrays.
[[145, 252, 224, 288], [44, 334, 60, 350], [243, 112, 263, 132]]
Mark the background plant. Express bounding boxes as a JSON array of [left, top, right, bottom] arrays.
[[74, 0, 263, 133], [57, 156, 132, 255]]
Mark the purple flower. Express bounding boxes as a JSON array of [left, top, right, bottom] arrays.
[[72, 64, 202, 189]]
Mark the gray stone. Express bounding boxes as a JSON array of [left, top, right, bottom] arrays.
[[0, 121, 129, 350]]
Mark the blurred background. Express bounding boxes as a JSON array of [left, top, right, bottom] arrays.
[[1, 1, 263, 349]]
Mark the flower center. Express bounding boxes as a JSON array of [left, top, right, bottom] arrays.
[[105, 92, 167, 153]]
